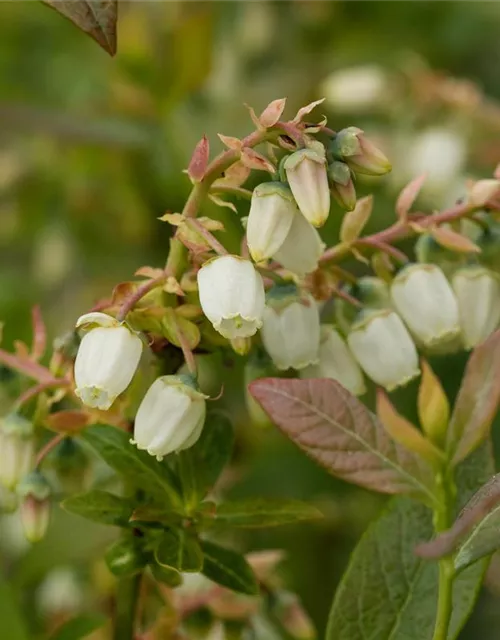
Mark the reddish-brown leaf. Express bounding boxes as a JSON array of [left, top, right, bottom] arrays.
[[447, 330, 500, 465], [31, 305, 47, 360], [416, 473, 500, 561], [42, 0, 117, 56], [249, 378, 436, 501], [187, 135, 210, 182], [292, 99, 325, 124], [45, 410, 91, 434], [430, 226, 480, 254], [396, 174, 427, 221]]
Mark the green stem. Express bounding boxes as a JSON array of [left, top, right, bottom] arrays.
[[113, 572, 141, 640], [431, 474, 456, 640]]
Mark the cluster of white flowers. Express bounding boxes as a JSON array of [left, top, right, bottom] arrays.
[[73, 312, 207, 460]]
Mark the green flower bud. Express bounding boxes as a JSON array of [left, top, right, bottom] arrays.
[[17, 471, 51, 543], [331, 127, 391, 176], [329, 161, 356, 211]]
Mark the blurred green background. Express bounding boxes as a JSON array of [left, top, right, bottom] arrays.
[[2, 1, 500, 638]]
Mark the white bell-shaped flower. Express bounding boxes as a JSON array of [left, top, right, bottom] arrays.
[[246, 182, 296, 262], [132, 375, 207, 460], [284, 145, 330, 227], [452, 266, 500, 349], [0, 414, 34, 490], [197, 256, 265, 339], [274, 208, 325, 276], [347, 310, 420, 391], [391, 264, 460, 348], [74, 312, 143, 411], [261, 290, 320, 370], [301, 326, 366, 396]]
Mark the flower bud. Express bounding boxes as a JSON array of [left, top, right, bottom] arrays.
[[273, 208, 325, 276], [197, 256, 265, 339], [391, 264, 460, 348], [105, 537, 146, 577], [74, 312, 143, 411], [331, 127, 391, 176], [452, 266, 500, 349], [261, 288, 320, 370], [17, 470, 51, 543], [347, 310, 420, 391], [46, 438, 90, 494], [0, 414, 34, 489], [246, 182, 296, 262], [329, 161, 356, 211], [284, 145, 330, 227], [132, 375, 207, 460], [230, 336, 252, 356], [300, 326, 366, 396]]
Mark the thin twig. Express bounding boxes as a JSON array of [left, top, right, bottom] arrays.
[[175, 324, 197, 377], [36, 433, 65, 468], [333, 286, 362, 308], [117, 272, 168, 322], [356, 238, 409, 264], [15, 379, 70, 410], [185, 218, 228, 256]]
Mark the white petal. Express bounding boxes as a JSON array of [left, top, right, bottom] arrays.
[[261, 295, 320, 370], [197, 256, 265, 338], [274, 210, 325, 276], [285, 151, 330, 227], [247, 186, 295, 262], [391, 264, 460, 347], [348, 310, 420, 391], [74, 326, 143, 410], [452, 268, 500, 349], [301, 327, 366, 396]]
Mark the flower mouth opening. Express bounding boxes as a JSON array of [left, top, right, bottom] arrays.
[[215, 314, 263, 339], [75, 386, 113, 411]]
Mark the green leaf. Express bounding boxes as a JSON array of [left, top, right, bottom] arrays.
[[0, 575, 29, 640], [42, 0, 117, 56], [105, 538, 147, 578], [81, 425, 181, 506], [50, 614, 107, 640], [207, 498, 323, 529], [446, 330, 500, 465], [177, 413, 234, 506], [62, 490, 134, 526], [150, 563, 183, 588], [326, 444, 493, 640], [155, 529, 204, 573], [201, 540, 259, 595], [250, 378, 437, 504]]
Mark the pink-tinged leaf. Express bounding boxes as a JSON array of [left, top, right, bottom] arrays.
[[396, 174, 427, 221], [135, 266, 166, 280], [14, 341, 30, 358], [292, 98, 325, 124], [208, 194, 237, 213], [0, 349, 56, 384], [213, 162, 251, 188], [187, 136, 210, 182], [218, 134, 242, 150], [447, 330, 500, 465], [42, 0, 117, 56], [249, 378, 437, 502], [245, 104, 262, 130], [111, 281, 138, 306], [259, 98, 287, 128], [415, 473, 500, 564], [240, 148, 275, 174], [430, 226, 480, 254], [31, 305, 47, 361]]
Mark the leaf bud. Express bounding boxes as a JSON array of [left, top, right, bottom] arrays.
[[261, 286, 321, 371], [300, 326, 366, 397], [105, 537, 147, 577], [74, 312, 143, 411], [417, 360, 450, 447], [451, 266, 500, 349], [391, 264, 461, 349], [347, 309, 420, 391], [0, 414, 34, 490], [197, 256, 265, 339], [17, 470, 51, 543], [284, 145, 330, 227], [132, 375, 207, 460]]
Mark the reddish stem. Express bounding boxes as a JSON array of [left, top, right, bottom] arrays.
[[36, 433, 65, 468], [16, 379, 70, 409], [356, 238, 409, 264], [117, 272, 168, 322], [185, 219, 228, 256]]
